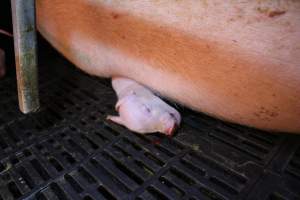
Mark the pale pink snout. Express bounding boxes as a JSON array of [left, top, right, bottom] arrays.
[[160, 112, 181, 136]]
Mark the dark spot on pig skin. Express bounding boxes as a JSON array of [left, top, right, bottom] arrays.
[[255, 106, 279, 119], [228, 18, 235, 22], [253, 112, 260, 117], [268, 10, 286, 18], [111, 13, 119, 19], [270, 112, 279, 117], [256, 7, 286, 18]]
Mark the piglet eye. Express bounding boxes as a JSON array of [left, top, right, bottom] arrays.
[[145, 107, 151, 113], [141, 104, 151, 114]]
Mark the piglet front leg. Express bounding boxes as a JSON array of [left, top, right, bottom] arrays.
[[107, 77, 181, 136]]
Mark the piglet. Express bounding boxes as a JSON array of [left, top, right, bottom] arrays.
[[107, 77, 181, 136]]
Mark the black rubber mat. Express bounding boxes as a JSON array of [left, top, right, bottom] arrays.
[[0, 39, 299, 200]]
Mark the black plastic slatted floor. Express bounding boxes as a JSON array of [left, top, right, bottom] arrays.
[[0, 40, 299, 200]]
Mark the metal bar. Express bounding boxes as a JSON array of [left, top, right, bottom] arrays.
[[11, 0, 39, 113]]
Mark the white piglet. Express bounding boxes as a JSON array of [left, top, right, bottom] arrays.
[[107, 77, 181, 136]]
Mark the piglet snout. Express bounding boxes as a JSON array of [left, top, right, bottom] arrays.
[[161, 112, 180, 136], [165, 123, 178, 136]]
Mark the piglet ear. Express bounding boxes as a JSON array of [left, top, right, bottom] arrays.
[[115, 104, 120, 112], [115, 95, 134, 112], [115, 98, 127, 112], [115, 101, 122, 111]]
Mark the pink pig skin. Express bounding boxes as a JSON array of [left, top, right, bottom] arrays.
[[107, 77, 181, 136]]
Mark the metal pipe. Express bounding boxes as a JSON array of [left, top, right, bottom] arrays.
[[11, 0, 39, 113]]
